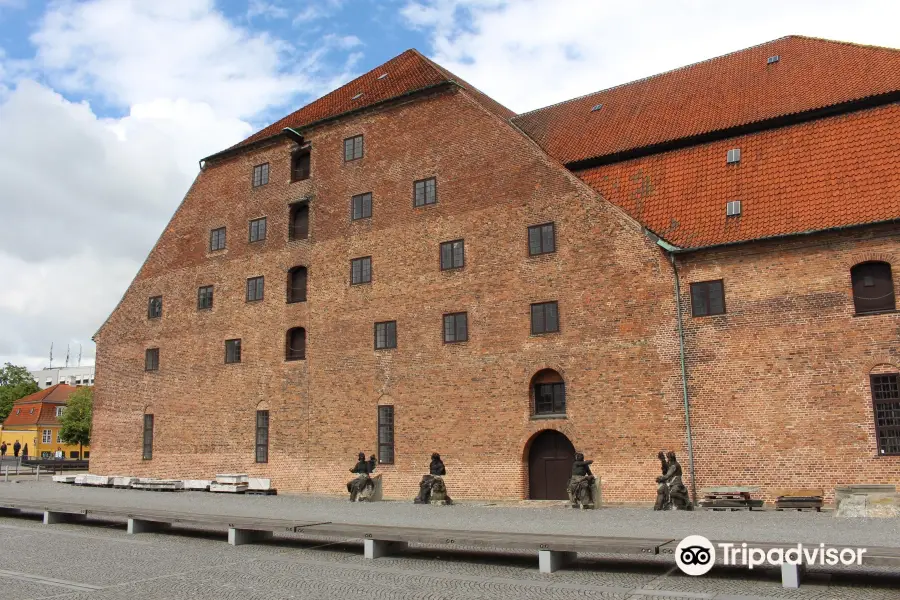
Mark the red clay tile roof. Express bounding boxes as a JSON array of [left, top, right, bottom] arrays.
[[232, 49, 514, 151], [578, 103, 900, 249], [2, 384, 75, 427], [513, 36, 900, 165]]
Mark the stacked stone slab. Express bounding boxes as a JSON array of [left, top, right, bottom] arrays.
[[130, 478, 184, 491], [210, 474, 248, 493]]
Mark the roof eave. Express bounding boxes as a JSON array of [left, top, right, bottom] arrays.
[[565, 90, 900, 171], [671, 218, 900, 254]]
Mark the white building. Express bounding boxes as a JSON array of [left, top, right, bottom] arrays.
[[30, 367, 95, 389]]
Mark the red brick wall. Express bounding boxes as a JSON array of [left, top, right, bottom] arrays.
[[92, 87, 686, 501], [674, 225, 900, 501]]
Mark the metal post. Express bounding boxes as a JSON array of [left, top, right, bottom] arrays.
[[35, 465, 40, 481], [4, 466, 7, 482]]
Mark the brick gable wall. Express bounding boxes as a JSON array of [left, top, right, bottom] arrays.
[[92, 87, 686, 501]]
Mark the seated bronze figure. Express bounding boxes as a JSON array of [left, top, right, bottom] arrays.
[[566, 452, 596, 509], [414, 453, 453, 505]]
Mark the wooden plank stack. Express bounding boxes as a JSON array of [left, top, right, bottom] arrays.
[[774, 488, 824, 511], [699, 486, 764, 511]]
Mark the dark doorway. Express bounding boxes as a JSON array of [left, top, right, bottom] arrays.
[[528, 430, 575, 500]]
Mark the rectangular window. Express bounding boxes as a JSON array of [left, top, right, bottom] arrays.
[[225, 339, 242, 364], [147, 296, 162, 319], [351, 193, 372, 220], [414, 177, 437, 207], [440, 240, 465, 270], [344, 135, 364, 161], [145, 348, 159, 372], [255, 410, 269, 463], [292, 149, 311, 181], [56, 407, 64, 417], [70, 451, 79, 459], [252, 163, 269, 187], [690, 280, 726, 317], [210, 227, 226, 251], [351, 256, 372, 285], [534, 383, 566, 415], [142, 414, 153, 460], [42, 429, 52, 444], [246, 276, 264, 302], [378, 405, 394, 464], [249, 217, 267, 242], [374, 321, 397, 350], [726, 148, 742, 164], [57, 433, 62, 444], [528, 223, 556, 256], [531, 301, 559, 335], [871, 374, 900, 456], [443, 312, 468, 343], [198, 285, 213, 310]]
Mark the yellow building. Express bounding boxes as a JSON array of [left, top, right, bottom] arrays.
[[1, 384, 90, 459]]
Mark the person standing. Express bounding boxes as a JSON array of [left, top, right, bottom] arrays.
[[22, 443, 28, 460], [0, 442, 6, 458], [13, 440, 20, 458]]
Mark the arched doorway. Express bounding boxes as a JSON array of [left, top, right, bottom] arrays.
[[528, 430, 575, 500]]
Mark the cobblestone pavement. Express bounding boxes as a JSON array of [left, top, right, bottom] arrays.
[[0, 481, 896, 599]]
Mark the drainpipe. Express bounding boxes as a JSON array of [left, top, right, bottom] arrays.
[[646, 231, 698, 506]]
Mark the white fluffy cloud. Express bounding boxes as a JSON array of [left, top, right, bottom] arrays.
[[402, 0, 900, 112], [0, 0, 361, 371]]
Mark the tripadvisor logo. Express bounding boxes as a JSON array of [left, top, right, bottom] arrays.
[[675, 535, 715, 576], [674, 535, 868, 576]]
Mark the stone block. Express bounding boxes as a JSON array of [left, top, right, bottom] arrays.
[[248, 478, 271, 490], [216, 474, 249, 484], [538, 550, 576, 573], [210, 482, 248, 493], [183, 479, 212, 491]]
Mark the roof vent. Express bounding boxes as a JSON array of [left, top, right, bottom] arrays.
[[351, 92, 364, 100], [726, 200, 742, 217], [591, 103, 603, 112], [377, 73, 388, 80], [767, 55, 780, 65], [726, 148, 741, 164]]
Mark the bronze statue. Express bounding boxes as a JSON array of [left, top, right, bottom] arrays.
[[414, 453, 452, 505], [347, 452, 377, 501], [655, 450, 692, 510], [653, 450, 670, 510], [566, 452, 596, 509]]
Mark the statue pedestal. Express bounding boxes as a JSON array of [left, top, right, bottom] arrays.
[[430, 476, 452, 506], [349, 473, 382, 502]]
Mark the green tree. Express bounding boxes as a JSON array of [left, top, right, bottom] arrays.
[[0, 363, 39, 422], [59, 387, 92, 457]]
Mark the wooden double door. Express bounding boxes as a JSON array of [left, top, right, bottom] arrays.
[[528, 430, 575, 500]]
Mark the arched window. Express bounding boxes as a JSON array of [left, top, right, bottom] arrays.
[[530, 369, 565, 416], [851, 262, 895, 314], [290, 203, 309, 241], [288, 266, 307, 303], [286, 327, 306, 361]]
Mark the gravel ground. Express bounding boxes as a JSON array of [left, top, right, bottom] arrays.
[[0, 480, 897, 547]]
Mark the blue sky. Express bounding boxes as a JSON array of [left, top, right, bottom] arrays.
[[0, 0, 897, 371]]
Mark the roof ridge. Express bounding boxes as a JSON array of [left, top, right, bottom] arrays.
[[786, 34, 900, 52], [409, 49, 515, 117], [512, 35, 835, 121]]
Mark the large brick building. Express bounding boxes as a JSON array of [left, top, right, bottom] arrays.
[[91, 36, 900, 502]]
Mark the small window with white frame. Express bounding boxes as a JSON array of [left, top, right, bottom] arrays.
[[726, 148, 741, 164], [56, 407, 64, 417], [42, 429, 52, 444]]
